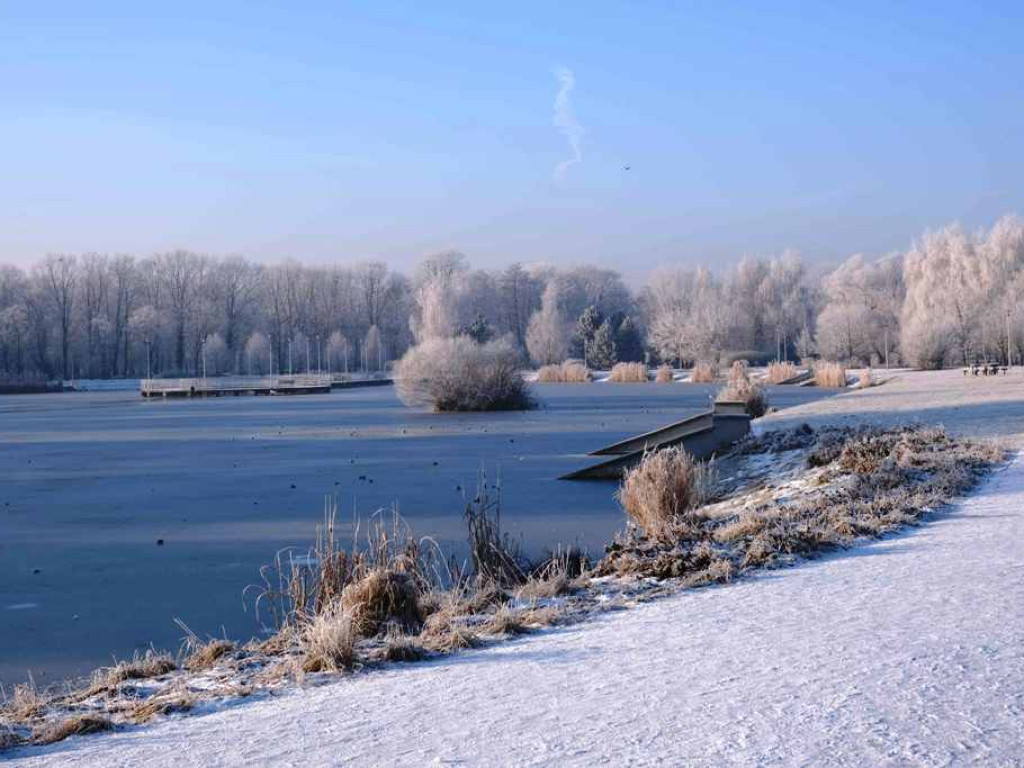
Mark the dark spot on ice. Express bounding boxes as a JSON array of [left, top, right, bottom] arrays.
[[455, 485, 462, 492], [358, 475, 367, 481], [32, 568, 41, 575], [290, 483, 296, 489], [433, 461, 439, 466], [156, 539, 165, 546]]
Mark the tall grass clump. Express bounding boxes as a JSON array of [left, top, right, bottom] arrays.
[[765, 360, 799, 384], [858, 368, 873, 389], [716, 363, 768, 418], [815, 361, 848, 388], [617, 447, 714, 542], [655, 364, 674, 383], [607, 362, 649, 382], [728, 360, 748, 384], [690, 360, 716, 383], [536, 361, 591, 383], [395, 335, 535, 411]]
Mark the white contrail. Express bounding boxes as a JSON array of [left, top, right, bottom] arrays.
[[552, 66, 583, 182]]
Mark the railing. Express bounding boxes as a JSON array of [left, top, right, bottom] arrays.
[[140, 374, 333, 395]]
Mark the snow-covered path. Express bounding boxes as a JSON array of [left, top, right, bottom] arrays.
[[14, 458, 1024, 767]]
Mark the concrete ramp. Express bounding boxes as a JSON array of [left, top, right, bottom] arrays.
[[590, 412, 714, 456], [561, 402, 751, 480]]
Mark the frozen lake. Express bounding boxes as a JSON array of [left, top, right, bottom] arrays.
[[0, 383, 835, 687]]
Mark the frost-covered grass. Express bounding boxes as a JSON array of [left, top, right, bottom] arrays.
[[599, 425, 1004, 580], [1, 421, 1003, 753]]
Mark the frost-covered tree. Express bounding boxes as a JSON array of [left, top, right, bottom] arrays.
[[326, 330, 349, 373], [201, 332, 228, 375], [901, 224, 985, 367], [817, 254, 904, 364], [644, 267, 726, 364], [244, 331, 271, 374], [411, 252, 467, 342], [526, 282, 569, 365]]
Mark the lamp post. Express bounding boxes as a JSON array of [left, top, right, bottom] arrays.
[[144, 339, 152, 381], [201, 338, 207, 385]]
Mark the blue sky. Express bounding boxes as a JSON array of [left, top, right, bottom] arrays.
[[2, 1, 1023, 276]]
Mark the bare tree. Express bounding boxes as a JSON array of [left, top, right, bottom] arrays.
[[37, 254, 78, 379]]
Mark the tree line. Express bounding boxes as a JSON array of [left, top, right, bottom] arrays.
[[1, 214, 1022, 381]]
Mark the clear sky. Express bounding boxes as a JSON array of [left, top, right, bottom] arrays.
[[2, 1, 1023, 275]]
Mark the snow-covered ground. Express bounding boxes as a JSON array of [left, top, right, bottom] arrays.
[[12, 452, 1024, 765]]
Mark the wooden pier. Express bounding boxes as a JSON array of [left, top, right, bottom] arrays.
[[140, 375, 333, 398]]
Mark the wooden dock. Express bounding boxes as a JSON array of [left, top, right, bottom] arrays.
[[140, 375, 333, 398]]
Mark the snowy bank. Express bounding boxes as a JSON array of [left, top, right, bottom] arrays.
[[10, 453, 1024, 766]]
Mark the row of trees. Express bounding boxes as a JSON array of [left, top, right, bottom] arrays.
[[2, 215, 1022, 380]]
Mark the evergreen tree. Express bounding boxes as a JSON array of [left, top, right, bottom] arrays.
[[571, 305, 603, 360], [615, 315, 645, 362], [458, 312, 494, 344], [589, 319, 618, 369]]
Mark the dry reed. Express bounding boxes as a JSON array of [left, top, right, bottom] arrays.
[[536, 361, 591, 383], [617, 447, 714, 542], [765, 360, 799, 384], [655, 364, 673, 383], [815, 361, 848, 388], [607, 362, 649, 382], [690, 360, 716, 383]]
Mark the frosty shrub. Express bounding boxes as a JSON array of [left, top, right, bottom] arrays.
[[765, 360, 799, 384], [617, 447, 714, 542], [607, 362, 649, 382], [814, 361, 848, 388], [536, 361, 591, 383], [690, 360, 716, 383], [655, 364, 673, 383], [395, 336, 535, 411]]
